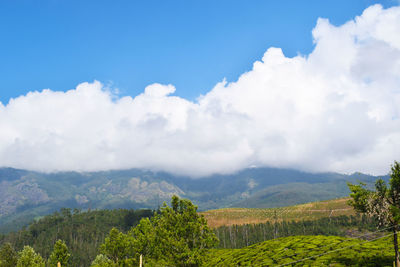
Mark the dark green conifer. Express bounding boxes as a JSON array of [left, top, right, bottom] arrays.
[[48, 240, 70, 267]]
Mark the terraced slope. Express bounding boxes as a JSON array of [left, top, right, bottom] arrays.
[[201, 198, 355, 228]]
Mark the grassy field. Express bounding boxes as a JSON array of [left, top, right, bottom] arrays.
[[206, 235, 394, 266], [201, 198, 355, 228]]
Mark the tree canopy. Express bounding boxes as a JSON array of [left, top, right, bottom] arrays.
[[96, 195, 218, 266], [48, 240, 70, 267], [0, 243, 17, 267], [16, 246, 45, 267], [348, 161, 400, 265]]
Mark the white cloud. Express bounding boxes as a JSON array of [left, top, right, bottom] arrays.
[[1, 4, 400, 176]]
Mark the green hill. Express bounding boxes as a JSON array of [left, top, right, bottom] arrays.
[[206, 235, 394, 266]]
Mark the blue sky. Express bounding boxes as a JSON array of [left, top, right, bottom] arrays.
[[0, 1, 400, 176], [0, 0, 397, 104]]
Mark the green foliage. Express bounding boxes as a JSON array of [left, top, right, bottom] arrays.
[[0, 208, 153, 266], [348, 161, 400, 263], [206, 235, 394, 266], [390, 161, 400, 222], [348, 161, 400, 227], [128, 217, 156, 258], [17, 246, 45, 267], [347, 182, 370, 213], [90, 254, 115, 267], [48, 239, 70, 267], [99, 228, 135, 265], [147, 196, 219, 266], [0, 242, 17, 267], [97, 196, 219, 266]]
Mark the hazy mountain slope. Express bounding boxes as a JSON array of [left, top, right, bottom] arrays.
[[234, 181, 349, 208], [0, 167, 386, 232]]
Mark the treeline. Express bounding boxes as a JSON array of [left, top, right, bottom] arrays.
[[214, 214, 378, 249], [0, 208, 153, 266]]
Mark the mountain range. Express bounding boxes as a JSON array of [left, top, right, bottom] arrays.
[[0, 166, 386, 232]]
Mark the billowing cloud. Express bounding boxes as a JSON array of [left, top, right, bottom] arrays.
[[1, 4, 400, 176]]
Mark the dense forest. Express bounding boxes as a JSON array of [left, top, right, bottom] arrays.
[[0, 196, 218, 266], [0, 208, 153, 266]]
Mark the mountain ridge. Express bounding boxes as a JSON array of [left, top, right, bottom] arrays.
[[0, 166, 387, 232]]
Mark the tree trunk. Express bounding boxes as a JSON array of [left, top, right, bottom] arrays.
[[393, 227, 400, 267]]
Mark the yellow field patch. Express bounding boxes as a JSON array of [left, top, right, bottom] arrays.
[[201, 198, 355, 228]]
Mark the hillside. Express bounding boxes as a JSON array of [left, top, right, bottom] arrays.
[[206, 235, 394, 266], [201, 197, 355, 228], [0, 208, 153, 266], [0, 167, 385, 232]]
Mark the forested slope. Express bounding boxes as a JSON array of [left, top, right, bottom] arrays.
[[0, 208, 153, 266]]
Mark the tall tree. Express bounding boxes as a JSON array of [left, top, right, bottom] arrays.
[[129, 217, 156, 260], [96, 196, 218, 266], [348, 161, 400, 266], [48, 240, 71, 267], [144, 195, 219, 266], [16, 246, 45, 267], [99, 228, 135, 266]]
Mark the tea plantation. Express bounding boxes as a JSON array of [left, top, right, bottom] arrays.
[[206, 235, 394, 266]]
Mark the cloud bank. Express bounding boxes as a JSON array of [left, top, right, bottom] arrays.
[[1, 4, 400, 176]]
